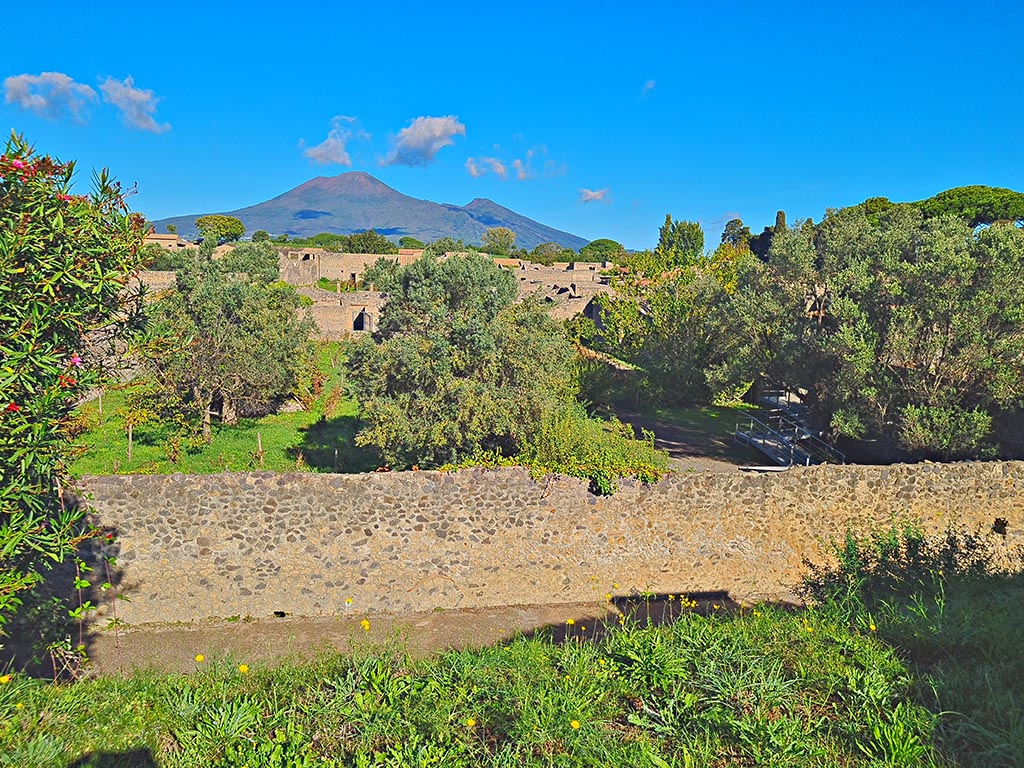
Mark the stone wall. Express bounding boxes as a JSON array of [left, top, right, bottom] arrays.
[[77, 463, 1023, 626]]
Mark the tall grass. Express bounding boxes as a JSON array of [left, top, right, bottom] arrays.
[[801, 522, 1024, 767]]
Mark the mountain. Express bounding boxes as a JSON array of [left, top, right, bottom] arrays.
[[151, 172, 589, 251]]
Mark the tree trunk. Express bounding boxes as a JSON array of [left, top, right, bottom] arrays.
[[202, 400, 212, 442], [223, 397, 237, 426], [127, 421, 133, 463]]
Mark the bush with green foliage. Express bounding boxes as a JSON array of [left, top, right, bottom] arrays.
[[141, 242, 194, 271], [347, 254, 575, 467], [0, 134, 146, 624], [348, 254, 666, 488], [519, 403, 667, 494]]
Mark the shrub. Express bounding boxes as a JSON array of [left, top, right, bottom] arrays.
[[0, 134, 146, 625]]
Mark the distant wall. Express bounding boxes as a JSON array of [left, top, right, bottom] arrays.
[[78, 463, 1024, 626], [134, 271, 177, 293]]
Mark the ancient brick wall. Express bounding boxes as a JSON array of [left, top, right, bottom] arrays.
[[77, 463, 1023, 625]]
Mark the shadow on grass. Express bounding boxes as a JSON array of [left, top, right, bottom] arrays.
[[68, 748, 158, 768], [517, 590, 799, 646], [1, 515, 133, 681], [289, 413, 379, 473]]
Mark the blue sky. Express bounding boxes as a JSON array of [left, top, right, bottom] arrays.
[[3, 1, 1022, 250]]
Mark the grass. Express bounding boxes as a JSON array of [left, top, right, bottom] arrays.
[[2, 524, 1020, 767], [0, 605, 940, 767], [68, 343, 379, 476]]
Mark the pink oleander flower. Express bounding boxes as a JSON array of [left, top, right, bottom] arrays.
[[10, 159, 25, 170]]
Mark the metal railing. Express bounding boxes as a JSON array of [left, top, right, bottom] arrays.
[[735, 413, 845, 467]]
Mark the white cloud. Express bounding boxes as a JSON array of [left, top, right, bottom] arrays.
[[384, 115, 465, 166], [579, 188, 610, 204], [641, 79, 656, 97], [99, 76, 170, 133], [301, 115, 368, 166], [4, 71, 97, 122], [466, 145, 566, 181], [465, 156, 507, 179], [512, 158, 529, 180]]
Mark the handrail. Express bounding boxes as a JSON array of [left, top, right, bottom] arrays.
[[735, 415, 813, 466], [766, 412, 845, 464], [735, 413, 845, 466]]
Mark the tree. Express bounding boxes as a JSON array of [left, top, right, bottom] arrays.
[[579, 238, 626, 263], [399, 236, 425, 249], [347, 229, 398, 254], [748, 210, 788, 260], [645, 214, 705, 273], [720, 218, 751, 249], [345, 254, 578, 467], [166, 223, 177, 235], [139, 242, 316, 441], [595, 223, 756, 403], [195, 214, 245, 243], [913, 185, 1024, 227], [252, 229, 269, 242], [0, 135, 146, 623], [740, 205, 1024, 458], [481, 226, 517, 256], [528, 242, 574, 265], [423, 236, 466, 257]]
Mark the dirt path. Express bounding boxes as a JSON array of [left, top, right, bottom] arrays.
[[86, 592, 797, 677], [613, 409, 763, 472], [86, 603, 620, 676]]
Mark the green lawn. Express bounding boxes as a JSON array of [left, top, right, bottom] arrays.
[[69, 344, 378, 476]]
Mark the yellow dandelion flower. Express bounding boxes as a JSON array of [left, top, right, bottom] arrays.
[[194, 655, 205, 663], [869, 622, 877, 632], [599, 659, 607, 666], [612, 582, 619, 589], [466, 717, 476, 728], [345, 597, 353, 605], [570, 720, 581, 729], [668, 594, 676, 601], [360, 619, 371, 631], [753, 610, 762, 617], [15, 702, 23, 709], [0, 674, 11, 684], [566, 618, 575, 626], [805, 625, 814, 633], [605, 593, 612, 601], [580, 625, 587, 632], [238, 664, 249, 674]]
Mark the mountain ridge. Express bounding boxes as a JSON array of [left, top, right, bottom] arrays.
[[152, 172, 589, 250]]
